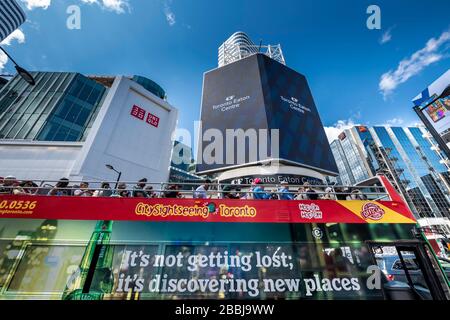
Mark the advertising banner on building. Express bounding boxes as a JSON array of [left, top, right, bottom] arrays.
[[197, 54, 338, 175], [0, 0, 26, 42], [413, 69, 450, 146], [0, 195, 416, 224]]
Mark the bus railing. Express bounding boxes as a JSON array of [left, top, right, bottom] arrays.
[[0, 179, 392, 201]]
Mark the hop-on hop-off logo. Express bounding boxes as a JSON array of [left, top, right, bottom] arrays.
[[361, 203, 385, 221], [299, 203, 323, 220]]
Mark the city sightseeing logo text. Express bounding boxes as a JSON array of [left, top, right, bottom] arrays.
[[135, 203, 257, 219]]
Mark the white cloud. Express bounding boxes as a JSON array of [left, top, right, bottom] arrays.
[[0, 54, 8, 74], [379, 28, 393, 44], [383, 117, 404, 126], [81, 0, 130, 14], [163, 0, 176, 26], [324, 119, 358, 143], [1, 29, 25, 46], [22, 0, 130, 14], [379, 29, 450, 98], [21, 0, 51, 10], [0, 29, 26, 72]]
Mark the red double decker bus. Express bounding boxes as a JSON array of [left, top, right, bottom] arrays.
[[0, 175, 448, 300]]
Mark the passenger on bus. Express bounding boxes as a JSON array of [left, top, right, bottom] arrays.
[[13, 180, 38, 196], [321, 187, 336, 200], [164, 184, 182, 198], [221, 185, 239, 199], [93, 182, 112, 197], [346, 189, 367, 200], [0, 176, 16, 194], [277, 181, 294, 200], [251, 178, 271, 200], [303, 183, 319, 200], [74, 182, 94, 197], [144, 186, 157, 198], [334, 187, 349, 200], [132, 178, 148, 197], [194, 179, 212, 199], [295, 187, 308, 200], [111, 182, 130, 197], [47, 178, 71, 196]]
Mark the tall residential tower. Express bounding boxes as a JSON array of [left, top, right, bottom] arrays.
[[218, 31, 286, 68]]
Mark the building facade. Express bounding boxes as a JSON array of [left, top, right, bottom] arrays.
[[0, 72, 178, 183], [0, 0, 26, 42], [330, 126, 450, 219], [0, 72, 106, 142], [169, 140, 201, 184]]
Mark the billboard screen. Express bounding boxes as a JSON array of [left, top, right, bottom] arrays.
[[413, 69, 450, 144], [197, 54, 338, 175]]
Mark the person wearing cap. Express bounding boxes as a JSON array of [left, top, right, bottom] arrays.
[[251, 178, 271, 200], [277, 181, 294, 200]]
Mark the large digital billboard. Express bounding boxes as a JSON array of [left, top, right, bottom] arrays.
[[413, 69, 450, 146], [197, 54, 338, 175]]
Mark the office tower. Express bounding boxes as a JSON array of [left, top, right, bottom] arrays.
[[199, 32, 337, 186], [331, 126, 450, 219], [0, 72, 107, 142]]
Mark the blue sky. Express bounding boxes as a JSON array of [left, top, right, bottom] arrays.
[[2, 0, 450, 142]]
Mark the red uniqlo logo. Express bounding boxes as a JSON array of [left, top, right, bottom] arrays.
[[130, 105, 145, 120], [146, 113, 160, 127]]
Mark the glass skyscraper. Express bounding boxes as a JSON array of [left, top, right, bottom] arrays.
[[330, 125, 450, 219], [330, 131, 371, 185], [0, 72, 106, 142]]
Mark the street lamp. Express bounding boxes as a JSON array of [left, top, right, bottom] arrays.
[[0, 46, 35, 86], [105, 164, 122, 190]]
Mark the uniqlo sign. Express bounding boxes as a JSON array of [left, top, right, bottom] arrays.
[[130, 105, 160, 128], [146, 112, 160, 127], [130, 105, 145, 120]]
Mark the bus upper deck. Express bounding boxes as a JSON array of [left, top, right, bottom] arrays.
[[0, 175, 449, 300]]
